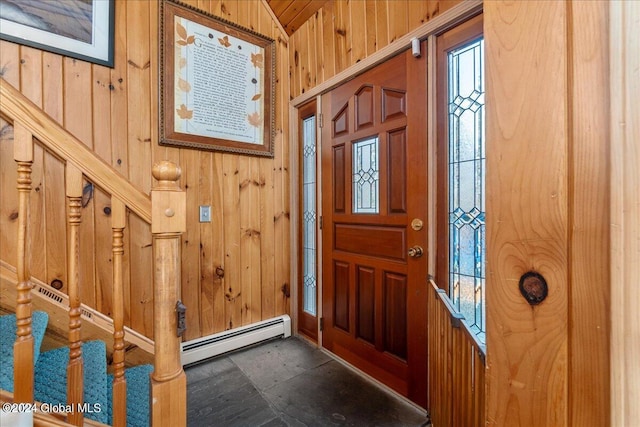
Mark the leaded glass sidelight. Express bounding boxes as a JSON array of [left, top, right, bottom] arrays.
[[352, 137, 379, 214], [302, 116, 317, 316], [447, 37, 485, 343]]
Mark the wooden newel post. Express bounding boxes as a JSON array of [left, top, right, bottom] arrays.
[[150, 161, 187, 426]]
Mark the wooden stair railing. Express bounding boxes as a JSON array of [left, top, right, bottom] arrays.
[[427, 279, 486, 427], [1, 77, 187, 427]]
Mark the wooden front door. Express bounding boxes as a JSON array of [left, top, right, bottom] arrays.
[[321, 48, 428, 408]]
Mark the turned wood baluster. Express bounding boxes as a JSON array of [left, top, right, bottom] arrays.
[[111, 198, 127, 427], [13, 122, 35, 404], [150, 161, 187, 427], [66, 164, 84, 426]]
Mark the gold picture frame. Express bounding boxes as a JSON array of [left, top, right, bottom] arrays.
[[159, 0, 275, 157]]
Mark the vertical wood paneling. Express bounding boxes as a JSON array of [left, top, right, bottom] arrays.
[[568, 1, 610, 425], [291, 29, 302, 98], [0, 42, 19, 275], [109, 1, 132, 324], [313, 12, 324, 86], [258, 12, 277, 321], [610, 1, 640, 425], [374, 1, 390, 55], [387, 1, 408, 44], [350, 0, 367, 65], [210, 154, 226, 332], [321, 2, 336, 80], [19, 47, 46, 283], [41, 53, 67, 291], [198, 153, 215, 336], [110, 0, 129, 179], [274, 29, 291, 316], [407, 1, 430, 28], [365, 1, 378, 57], [306, 15, 318, 91], [223, 155, 241, 329], [126, 0, 154, 337], [93, 64, 114, 316], [333, 0, 349, 74], [64, 58, 98, 306], [298, 25, 311, 94], [180, 150, 202, 340], [239, 157, 255, 325]]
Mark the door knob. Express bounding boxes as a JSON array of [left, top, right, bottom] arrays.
[[408, 245, 423, 258]]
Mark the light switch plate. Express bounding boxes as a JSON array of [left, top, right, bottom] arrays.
[[199, 205, 211, 222]]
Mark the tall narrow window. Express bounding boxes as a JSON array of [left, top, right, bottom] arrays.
[[437, 16, 485, 344], [448, 38, 485, 342], [298, 100, 318, 341], [302, 115, 317, 316]]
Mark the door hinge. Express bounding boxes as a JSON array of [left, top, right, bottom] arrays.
[[319, 113, 324, 128], [319, 215, 323, 230], [319, 317, 324, 331]]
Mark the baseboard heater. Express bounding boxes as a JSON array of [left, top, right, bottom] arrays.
[[181, 315, 291, 366]]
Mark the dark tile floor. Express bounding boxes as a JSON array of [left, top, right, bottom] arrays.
[[185, 336, 429, 427]]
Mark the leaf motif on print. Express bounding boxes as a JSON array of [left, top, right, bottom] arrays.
[[186, 35, 195, 45], [247, 112, 261, 127], [176, 22, 188, 40], [179, 57, 187, 68], [176, 40, 187, 46], [251, 53, 263, 68], [218, 35, 231, 47], [176, 104, 193, 119], [178, 78, 192, 93], [251, 94, 262, 101]]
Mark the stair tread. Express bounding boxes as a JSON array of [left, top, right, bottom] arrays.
[[34, 340, 109, 424], [0, 311, 49, 393], [107, 364, 153, 427]]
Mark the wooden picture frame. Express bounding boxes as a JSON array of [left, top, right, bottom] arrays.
[[0, 0, 115, 67], [159, 0, 275, 157]]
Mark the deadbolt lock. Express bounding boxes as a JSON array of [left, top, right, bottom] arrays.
[[411, 218, 424, 231], [408, 245, 424, 258]]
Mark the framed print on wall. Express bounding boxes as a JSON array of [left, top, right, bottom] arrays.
[[159, 0, 275, 157], [0, 0, 115, 67]]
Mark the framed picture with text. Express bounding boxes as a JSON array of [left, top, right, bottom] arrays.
[[159, 0, 275, 157]]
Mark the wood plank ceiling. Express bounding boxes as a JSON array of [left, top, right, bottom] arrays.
[[266, 0, 328, 35]]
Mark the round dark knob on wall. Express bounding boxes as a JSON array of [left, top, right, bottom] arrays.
[[50, 279, 63, 290], [519, 271, 548, 306]]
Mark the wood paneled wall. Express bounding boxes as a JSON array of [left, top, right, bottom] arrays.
[[288, 0, 461, 98], [485, 1, 609, 425], [610, 1, 640, 424], [0, 0, 291, 341]]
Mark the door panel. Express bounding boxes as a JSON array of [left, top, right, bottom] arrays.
[[321, 48, 428, 408]]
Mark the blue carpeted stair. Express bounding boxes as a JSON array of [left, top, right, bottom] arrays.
[[0, 311, 49, 392], [107, 364, 154, 427], [34, 340, 109, 424], [1, 311, 152, 426]]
